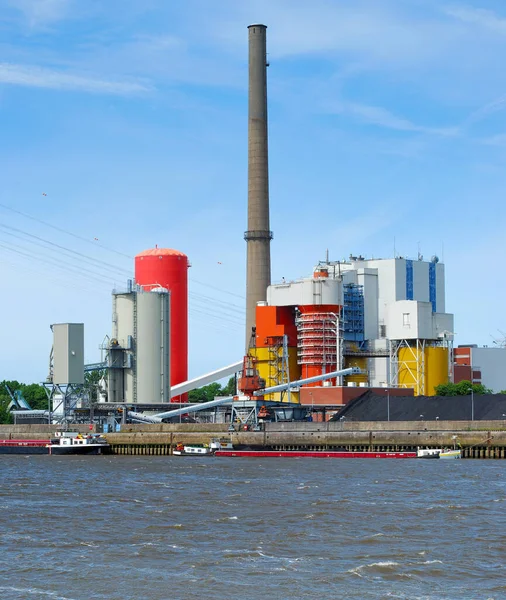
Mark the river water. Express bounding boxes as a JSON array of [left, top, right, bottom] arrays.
[[0, 456, 505, 600]]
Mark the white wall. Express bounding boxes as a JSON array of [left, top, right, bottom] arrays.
[[313, 257, 452, 343], [267, 278, 342, 307], [388, 300, 421, 340], [387, 301, 452, 340], [368, 356, 389, 387]]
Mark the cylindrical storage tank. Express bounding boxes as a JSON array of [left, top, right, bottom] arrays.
[[398, 346, 421, 394], [135, 248, 189, 401], [297, 305, 340, 387], [109, 292, 135, 403], [136, 289, 170, 403], [425, 346, 449, 396]]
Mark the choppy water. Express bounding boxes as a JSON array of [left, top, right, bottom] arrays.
[[0, 456, 505, 600]]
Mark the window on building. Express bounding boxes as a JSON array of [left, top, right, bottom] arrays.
[[403, 313, 410, 327]]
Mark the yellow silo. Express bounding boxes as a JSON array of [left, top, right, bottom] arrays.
[[397, 344, 449, 395], [425, 346, 449, 396]]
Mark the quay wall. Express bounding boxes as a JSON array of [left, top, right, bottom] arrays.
[[2, 422, 505, 458]]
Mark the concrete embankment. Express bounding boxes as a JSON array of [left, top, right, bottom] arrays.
[[2, 421, 505, 458]]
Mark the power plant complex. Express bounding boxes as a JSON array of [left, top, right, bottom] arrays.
[[16, 24, 504, 429]]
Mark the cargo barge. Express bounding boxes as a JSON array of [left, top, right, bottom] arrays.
[[0, 433, 109, 455], [214, 449, 417, 459]]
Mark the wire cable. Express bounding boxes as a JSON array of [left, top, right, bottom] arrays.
[[0, 200, 134, 260], [0, 223, 132, 277]]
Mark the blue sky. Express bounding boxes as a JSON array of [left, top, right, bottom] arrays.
[[1, 0, 506, 383]]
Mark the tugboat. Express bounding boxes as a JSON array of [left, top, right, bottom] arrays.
[[0, 432, 109, 455]]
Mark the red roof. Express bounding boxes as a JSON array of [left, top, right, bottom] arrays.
[[136, 248, 187, 258]]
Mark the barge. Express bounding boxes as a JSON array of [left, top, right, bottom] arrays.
[[214, 449, 417, 459], [0, 432, 109, 455]]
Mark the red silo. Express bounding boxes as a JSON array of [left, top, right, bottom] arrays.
[[135, 248, 189, 402]]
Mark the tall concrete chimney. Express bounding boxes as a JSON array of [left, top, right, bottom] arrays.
[[245, 24, 272, 349]]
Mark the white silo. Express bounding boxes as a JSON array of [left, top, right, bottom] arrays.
[[107, 286, 170, 404], [136, 288, 170, 403], [110, 292, 135, 403]]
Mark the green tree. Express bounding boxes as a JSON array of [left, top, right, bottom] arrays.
[[187, 378, 236, 403], [21, 383, 48, 410], [0, 397, 12, 424], [85, 369, 105, 401], [0, 380, 48, 423], [0, 381, 23, 422], [435, 380, 492, 396], [188, 382, 223, 403], [222, 376, 236, 396], [433, 382, 457, 396]]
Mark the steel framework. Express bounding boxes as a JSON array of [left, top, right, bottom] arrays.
[[296, 312, 341, 383], [389, 339, 426, 395], [389, 338, 454, 395], [265, 334, 291, 401]]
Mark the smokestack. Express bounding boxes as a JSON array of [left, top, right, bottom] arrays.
[[245, 24, 272, 349]]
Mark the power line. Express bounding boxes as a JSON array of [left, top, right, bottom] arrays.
[[0, 202, 247, 309], [0, 223, 132, 278], [0, 228, 129, 282], [189, 311, 242, 333], [189, 305, 245, 328], [0, 255, 111, 295], [189, 307, 245, 328], [0, 242, 118, 287], [189, 292, 244, 315], [190, 277, 245, 300], [0, 201, 133, 260]]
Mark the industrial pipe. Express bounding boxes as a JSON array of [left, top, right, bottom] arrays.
[[253, 367, 360, 396], [136, 396, 235, 423]]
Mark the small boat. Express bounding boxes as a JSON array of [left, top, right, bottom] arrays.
[[173, 439, 234, 456], [417, 448, 442, 459], [417, 444, 462, 460], [439, 448, 461, 459], [0, 432, 109, 455], [173, 443, 213, 456]]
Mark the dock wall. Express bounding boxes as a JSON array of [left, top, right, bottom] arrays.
[[2, 421, 505, 458]]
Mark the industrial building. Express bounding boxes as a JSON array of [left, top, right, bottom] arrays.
[[20, 24, 468, 430], [104, 246, 189, 404], [454, 345, 506, 392], [253, 255, 454, 402]]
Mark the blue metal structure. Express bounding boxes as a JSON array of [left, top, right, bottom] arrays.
[[406, 259, 414, 300], [342, 284, 365, 342], [4, 385, 31, 410], [429, 262, 437, 312]]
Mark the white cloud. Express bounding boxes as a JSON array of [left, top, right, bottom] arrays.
[[327, 100, 458, 136], [0, 63, 152, 94], [444, 6, 506, 35], [329, 206, 399, 249], [211, 0, 462, 66], [465, 93, 506, 124], [7, 0, 71, 25], [482, 133, 506, 147]]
